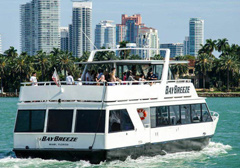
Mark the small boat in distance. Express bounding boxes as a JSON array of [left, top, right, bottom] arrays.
[[13, 48, 219, 164]]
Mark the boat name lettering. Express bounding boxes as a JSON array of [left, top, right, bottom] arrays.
[[41, 136, 78, 142], [165, 85, 190, 94]]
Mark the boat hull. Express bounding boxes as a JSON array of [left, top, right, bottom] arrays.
[[13, 135, 212, 164]]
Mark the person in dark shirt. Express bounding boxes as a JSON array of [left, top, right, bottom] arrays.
[[147, 70, 157, 80]]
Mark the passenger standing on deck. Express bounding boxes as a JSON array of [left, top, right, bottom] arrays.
[[30, 72, 38, 86], [66, 73, 75, 85], [85, 70, 91, 85], [139, 74, 146, 85]]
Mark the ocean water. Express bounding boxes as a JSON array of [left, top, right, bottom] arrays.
[[0, 97, 239, 168]]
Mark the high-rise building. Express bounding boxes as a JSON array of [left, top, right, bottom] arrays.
[[68, 24, 73, 53], [60, 27, 69, 52], [160, 43, 184, 58], [184, 36, 190, 55], [116, 14, 145, 45], [71, 1, 92, 58], [20, 0, 60, 56], [95, 20, 116, 49], [136, 27, 159, 59], [189, 18, 204, 57], [0, 34, 2, 54]]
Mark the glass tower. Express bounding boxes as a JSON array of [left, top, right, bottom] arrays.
[[189, 18, 204, 57], [71, 1, 92, 58], [95, 21, 116, 49], [20, 0, 60, 56]]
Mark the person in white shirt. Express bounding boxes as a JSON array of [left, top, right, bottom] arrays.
[[66, 73, 74, 85], [30, 72, 38, 86]]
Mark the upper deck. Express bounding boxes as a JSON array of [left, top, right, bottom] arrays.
[[19, 48, 200, 104]]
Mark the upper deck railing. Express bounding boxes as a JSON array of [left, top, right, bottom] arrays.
[[19, 79, 195, 103]]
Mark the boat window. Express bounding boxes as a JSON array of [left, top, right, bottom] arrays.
[[109, 109, 134, 133], [156, 106, 169, 126], [202, 104, 212, 122], [191, 104, 201, 123], [150, 107, 157, 128], [180, 105, 191, 124], [15, 110, 45, 132], [169, 106, 181, 125], [75, 110, 105, 133], [47, 110, 73, 133]]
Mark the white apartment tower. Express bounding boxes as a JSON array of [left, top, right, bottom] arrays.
[[20, 0, 60, 56], [136, 27, 159, 59], [189, 18, 204, 57], [95, 20, 116, 49], [71, 1, 92, 58]]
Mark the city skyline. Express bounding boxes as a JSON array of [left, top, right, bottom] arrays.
[[0, 0, 239, 55]]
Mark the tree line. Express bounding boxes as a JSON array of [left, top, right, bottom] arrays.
[[0, 39, 239, 92]]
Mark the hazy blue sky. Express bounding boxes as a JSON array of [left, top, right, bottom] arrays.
[[0, 0, 239, 53]]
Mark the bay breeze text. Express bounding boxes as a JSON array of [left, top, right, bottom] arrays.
[[165, 85, 190, 94], [41, 136, 78, 142]]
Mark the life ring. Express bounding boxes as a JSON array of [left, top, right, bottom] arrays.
[[138, 109, 147, 120]]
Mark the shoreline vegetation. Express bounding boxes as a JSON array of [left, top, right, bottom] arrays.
[[0, 39, 240, 93]]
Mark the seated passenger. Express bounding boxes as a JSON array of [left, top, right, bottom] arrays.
[[147, 70, 157, 80], [98, 69, 104, 79], [109, 68, 121, 86], [139, 74, 146, 85], [66, 72, 74, 85], [90, 70, 96, 82], [127, 70, 137, 82], [123, 72, 127, 81]]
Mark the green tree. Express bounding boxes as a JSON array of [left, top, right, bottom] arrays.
[[171, 56, 188, 79], [216, 38, 230, 56], [35, 50, 50, 81], [0, 55, 7, 90], [151, 54, 164, 60], [195, 53, 214, 88], [119, 41, 130, 59], [56, 51, 74, 79], [219, 54, 239, 91]]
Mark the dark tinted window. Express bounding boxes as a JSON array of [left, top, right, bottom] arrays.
[[47, 110, 73, 132], [75, 110, 105, 133], [109, 109, 134, 133], [15, 110, 45, 132], [169, 106, 181, 125], [202, 104, 212, 122], [156, 106, 169, 126], [180, 105, 191, 124], [191, 104, 201, 123], [150, 107, 157, 128]]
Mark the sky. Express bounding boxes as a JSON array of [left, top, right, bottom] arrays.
[[0, 0, 239, 53]]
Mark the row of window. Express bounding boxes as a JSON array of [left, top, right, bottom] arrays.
[[15, 104, 212, 133], [150, 103, 212, 128]]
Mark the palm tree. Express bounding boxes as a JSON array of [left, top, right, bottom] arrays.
[[35, 50, 50, 81], [0, 55, 7, 90], [195, 53, 214, 88], [4, 46, 18, 60], [216, 38, 229, 56], [151, 54, 164, 60], [15, 52, 29, 83], [219, 54, 239, 91], [119, 41, 130, 59], [171, 56, 188, 79], [56, 51, 74, 78]]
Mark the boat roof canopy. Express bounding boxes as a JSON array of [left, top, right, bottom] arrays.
[[75, 60, 188, 65]]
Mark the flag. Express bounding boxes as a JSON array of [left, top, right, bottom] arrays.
[[52, 68, 61, 87]]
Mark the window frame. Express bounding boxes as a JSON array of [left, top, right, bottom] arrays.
[[14, 109, 46, 133]]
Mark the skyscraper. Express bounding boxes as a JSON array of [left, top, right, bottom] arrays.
[[189, 18, 204, 57], [116, 14, 145, 45], [184, 36, 190, 55], [60, 27, 69, 52], [160, 43, 184, 58], [95, 20, 116, 49], [0, 34, 2, 54], [71, 1, 92, 58], [136, 27, 159, 59], [20, 0, 60, 56]]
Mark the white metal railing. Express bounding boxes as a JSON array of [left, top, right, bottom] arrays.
[[167, 79, 191, 83], [21, 80, 165, 87], [210, 111, 219, 121]]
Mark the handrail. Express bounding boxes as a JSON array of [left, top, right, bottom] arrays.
[[21, 79, 194, 87]]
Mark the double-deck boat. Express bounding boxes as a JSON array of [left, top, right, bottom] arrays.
[[13, 48, 219, 164]]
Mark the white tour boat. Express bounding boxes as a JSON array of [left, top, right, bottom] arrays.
[[13, 48, 219, 164]]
